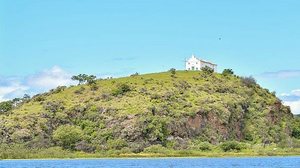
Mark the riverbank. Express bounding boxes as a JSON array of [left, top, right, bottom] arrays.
[[1, 146, 300, 160]]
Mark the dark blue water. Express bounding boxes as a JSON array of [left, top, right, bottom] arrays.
[[1, 157, 300, 168]]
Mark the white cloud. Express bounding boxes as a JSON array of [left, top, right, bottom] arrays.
[[291, 89, 300, 97], [280, 89, 300, 115], [0, 66, 75, 102], [283, 100, 300, 115], [260, 70, 300, 79], [26, 66, 75, 90], [0, 82, 28, 102]]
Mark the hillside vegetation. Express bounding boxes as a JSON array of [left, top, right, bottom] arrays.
[[0, 70, 299, 158]]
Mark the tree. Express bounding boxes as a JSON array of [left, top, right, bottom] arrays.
[[53, 125, 84, 150], [222, 69, 234, 76], [86, 75, 96, 85], [71, 74, 97, 85]]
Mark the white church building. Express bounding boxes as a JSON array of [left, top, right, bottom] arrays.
[[185, 54, 217, 71]]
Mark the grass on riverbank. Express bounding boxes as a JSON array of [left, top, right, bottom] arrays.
[[1, 144, 300, 159]]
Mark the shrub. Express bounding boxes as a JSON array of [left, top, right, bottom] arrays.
[[107, 139, 127, 150], [34, 95, 45, 102], [241, 76, 257, 87], [53, 125, 84, 150], [143, 144, 167, 154], [220, 141, 243, 152], [74, 87, 85, 94], [44, 101, 65, 113], [190, 141, 212, 151], [0, 101, 13, 114], [11, 129, 32, 143], [292, 118, 300, 139], [201, 66, 214, 74], [51, 86, 67, 93], [130, 72, 139, 77], [75, 141, 95, 152], [222, 69, 234, 76], [90, 83, 99, 91], [112, 83, 131, 96], [101, 93, 112, 101], [168, 68, 176, 75]]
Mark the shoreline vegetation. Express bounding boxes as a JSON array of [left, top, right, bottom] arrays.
[[1, 144, 300, 160]]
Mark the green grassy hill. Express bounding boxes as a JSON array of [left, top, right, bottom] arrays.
[[0, 70, 299, 158]]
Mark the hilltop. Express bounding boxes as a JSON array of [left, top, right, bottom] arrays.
[[0, 70, 299, 158]]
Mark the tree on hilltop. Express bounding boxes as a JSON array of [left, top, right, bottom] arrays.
[[71, 74, 96, 85]]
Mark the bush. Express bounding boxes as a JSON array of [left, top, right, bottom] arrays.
[[130, 72, 139, 77], [53, 125, 84, 150], [143, 144, 167, 154], [51, 86, 67, 93], [168, 68, 176, 75], [0, 101, 13, 114], [241, 76, 257, 87], [34, 95, 46, 102], [90, 83, 99, 91], [74, 87, 85, 94], [107, 139, 127, 150], [220, 141, 243, 152], [292, 118, 300, 139], [112, 83, 131, 96], [189, 141, 212, 151], [75, 141, 95, 152], [201, 66, 214, 74], [101, 93, 112, 101], [222, 69, 234, 76], [44, 101, 65, 113], [11, 129, 32, 143]]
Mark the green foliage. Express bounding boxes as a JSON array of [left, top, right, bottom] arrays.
[[169, 68, 176, 78], [86, 75, 97, 85], [220, 141, 244, 152], [143, 144, 167, 153], [11, 129, 32, 143], [51, 86, 67, 93], [292, 118, 300, 139], [53, 125, 84, 150], [189, 140, 212, 151], [222, 69, 234, 76], [107, 139, 128, 150], [241, 76, 257, 87], [71, 74, 97, 85], [201, 66, 214, 74], [74, 86, 85, 94], [0, 101, 13, 114], [169, 68, 176, 75], [112, 83, 131, 96], [89, 83, 99, 91]]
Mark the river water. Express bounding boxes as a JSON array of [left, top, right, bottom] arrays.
[[1, 157, 300, 168]]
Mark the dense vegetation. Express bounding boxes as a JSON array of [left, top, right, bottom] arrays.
[[0, 70, 299, 159]]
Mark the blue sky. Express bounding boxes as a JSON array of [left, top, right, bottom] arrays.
[[0, 0, 300, 114]]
